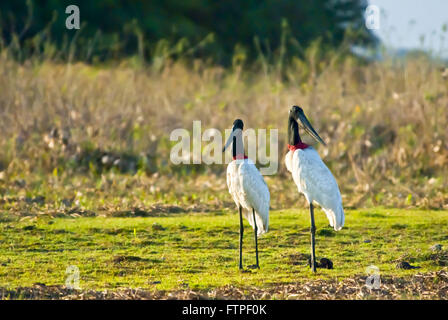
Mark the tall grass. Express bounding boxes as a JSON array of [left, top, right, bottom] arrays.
[[0, 40, 447, 211]]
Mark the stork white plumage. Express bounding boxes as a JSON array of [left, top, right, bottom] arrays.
[[223, 119, 270, 269], [285, 106, 345, 272]]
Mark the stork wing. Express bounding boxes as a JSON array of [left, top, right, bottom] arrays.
[[292, 148, 345, 231], [239, 160, 270, 235], [226, 161, 240, 206]]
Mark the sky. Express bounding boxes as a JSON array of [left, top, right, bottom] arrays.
[[367, 0, 448, 57]]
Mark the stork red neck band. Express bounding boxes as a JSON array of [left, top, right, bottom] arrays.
[[233, 154, 248, 160], [287, 142, 309, 151]]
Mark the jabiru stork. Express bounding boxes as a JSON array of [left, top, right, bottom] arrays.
[[285, 106, 344, 272], [223, 119, 270, 269]]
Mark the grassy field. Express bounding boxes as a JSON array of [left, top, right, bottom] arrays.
[[1, 208, 447, 299]]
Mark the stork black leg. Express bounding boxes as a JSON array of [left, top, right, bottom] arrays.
[[239, 206, 244, 270], [309, 203, 317, 272], [253, 208, 259, 269]]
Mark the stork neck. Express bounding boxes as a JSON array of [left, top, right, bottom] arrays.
[[232, 133, 246, 160], [288, 118, 301, 145], [287, 118, 309, 151]]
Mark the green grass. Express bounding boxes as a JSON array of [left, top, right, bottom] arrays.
[[0, 208, 447, 292]]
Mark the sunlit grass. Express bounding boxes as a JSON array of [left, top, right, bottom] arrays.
[[1, 208, 446, 292]]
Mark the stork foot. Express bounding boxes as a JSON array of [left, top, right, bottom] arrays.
[[247, 264, 259, 270], [240, 268, 253, 273], [308, 257, 333, 269], [396, 261, 420, 269]]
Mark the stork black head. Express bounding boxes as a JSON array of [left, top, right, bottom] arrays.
[[288, 106, 326, 146], [232, 119, 244, 131], [222, 119, 244, 153]]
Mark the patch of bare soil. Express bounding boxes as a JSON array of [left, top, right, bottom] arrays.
[[5, 203, 221, 219], [1, 270, 447, 300]]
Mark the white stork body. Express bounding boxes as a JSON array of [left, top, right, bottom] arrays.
[[285, 147, 344, 231], [222, 118, 270, 269], [226, 158, 270, 236]]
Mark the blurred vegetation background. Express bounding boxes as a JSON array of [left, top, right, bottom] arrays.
[[1, 0, 375, 64], [0, 1, 447, 220]]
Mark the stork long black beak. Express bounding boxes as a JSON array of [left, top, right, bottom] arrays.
[[222, 127, 235, 152], [297, 110, 326, 146]]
